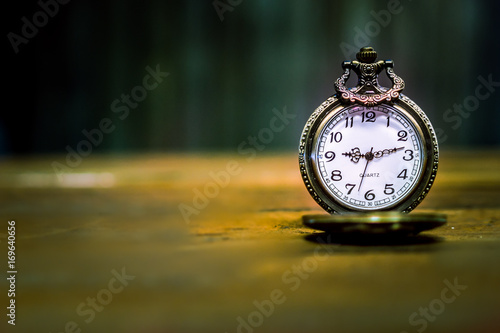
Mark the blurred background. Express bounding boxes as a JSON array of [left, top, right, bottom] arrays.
[[3, 0, 500, 156]]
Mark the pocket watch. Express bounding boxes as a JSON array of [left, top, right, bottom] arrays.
[[299, 47, 439, 214]]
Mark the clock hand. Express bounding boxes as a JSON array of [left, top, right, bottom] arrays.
[[373, 146, 405, 158], [343, 146, 404, 163], [358, 147, 374, 192], [342, 147, 362, 163]]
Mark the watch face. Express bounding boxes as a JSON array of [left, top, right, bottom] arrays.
[[310, 103, 425, 211]]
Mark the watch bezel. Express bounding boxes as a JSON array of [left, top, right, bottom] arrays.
[[298, 93, 438, 214]]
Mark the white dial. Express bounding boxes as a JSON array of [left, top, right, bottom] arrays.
[[311, 104, 424, 211]]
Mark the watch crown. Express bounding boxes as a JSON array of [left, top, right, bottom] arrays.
[[356, 47, 377, 63]]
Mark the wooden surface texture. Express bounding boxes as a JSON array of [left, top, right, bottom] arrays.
[[0, 150, 499, 333]]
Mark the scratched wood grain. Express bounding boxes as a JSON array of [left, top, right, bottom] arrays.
[[0, 150, 499, 333]]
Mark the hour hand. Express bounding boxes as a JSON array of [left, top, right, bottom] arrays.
[[342, 147, 362, 163]]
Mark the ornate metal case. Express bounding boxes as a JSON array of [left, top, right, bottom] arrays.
[[298, 47, 439, 214]]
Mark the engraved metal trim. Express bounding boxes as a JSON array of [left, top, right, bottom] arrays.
[[334, 47, 405, 106], [334, 61, 405, 106]]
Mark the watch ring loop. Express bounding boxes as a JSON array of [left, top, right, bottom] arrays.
[[334, 61, 406, 106]]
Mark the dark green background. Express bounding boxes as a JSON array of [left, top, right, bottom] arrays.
[[3, 0, 500, 155]]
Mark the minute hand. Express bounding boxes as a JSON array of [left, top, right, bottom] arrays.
[[373, 146, 404, 158]]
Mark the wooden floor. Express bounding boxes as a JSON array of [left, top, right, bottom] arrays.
[[1, 150, 499, 333]]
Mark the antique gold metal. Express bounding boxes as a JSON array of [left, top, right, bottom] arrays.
[[299, 47, 439, 214]]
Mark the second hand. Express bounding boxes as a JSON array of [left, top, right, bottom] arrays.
[[358, 147, 374, 192]]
